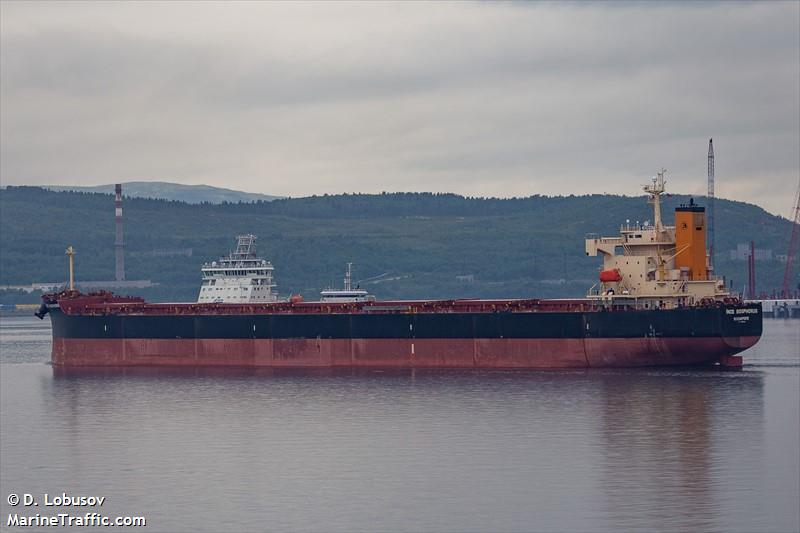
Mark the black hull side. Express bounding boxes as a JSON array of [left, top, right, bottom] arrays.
[[49, 304, 762, 341]]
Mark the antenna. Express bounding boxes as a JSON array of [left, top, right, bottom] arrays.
[[707, 139, 715, 269]]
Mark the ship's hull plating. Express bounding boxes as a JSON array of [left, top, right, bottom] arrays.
[[48, 304, 762, 368]]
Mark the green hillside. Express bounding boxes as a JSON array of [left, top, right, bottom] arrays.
[[0, 187, 795, 303]]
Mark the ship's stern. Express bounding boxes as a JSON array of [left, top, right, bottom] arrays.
[[717, 302, 762, 367]]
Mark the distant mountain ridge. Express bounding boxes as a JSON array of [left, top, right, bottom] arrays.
[[42, 181, 281, 204]]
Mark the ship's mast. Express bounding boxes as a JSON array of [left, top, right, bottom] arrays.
[[66, 246, 76, 291], [644, 169, 666, 233], [344, 262, 353, 291], [232, 234, 257, 261]]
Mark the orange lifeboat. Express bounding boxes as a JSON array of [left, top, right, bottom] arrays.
[[599, 269, 622, 283]]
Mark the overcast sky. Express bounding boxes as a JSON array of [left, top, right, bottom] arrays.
[[1, 1, 798, 216]]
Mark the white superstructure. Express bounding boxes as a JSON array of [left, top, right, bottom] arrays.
[[320, 263, 374, 303], [197, 234, 278, 303], [585, 170, 730, 309]]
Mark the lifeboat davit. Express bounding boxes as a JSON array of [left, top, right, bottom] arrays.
[[599, 269, 622, 282]]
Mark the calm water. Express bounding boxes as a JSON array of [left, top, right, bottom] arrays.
[[1, 316, 797, 533]]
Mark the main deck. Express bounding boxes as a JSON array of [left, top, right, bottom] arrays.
[[51, 291, 726, 317]]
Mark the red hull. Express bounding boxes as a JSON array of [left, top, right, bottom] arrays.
[[52, 336, 760, 369]]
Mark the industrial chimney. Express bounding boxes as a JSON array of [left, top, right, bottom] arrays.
[[115, 184, 125, 281]]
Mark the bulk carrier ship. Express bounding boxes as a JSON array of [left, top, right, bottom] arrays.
[[37, 173, 762, 369]]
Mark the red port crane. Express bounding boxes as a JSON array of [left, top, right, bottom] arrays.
[[783, 178, 800, 298], [748, 241, 756, 300]]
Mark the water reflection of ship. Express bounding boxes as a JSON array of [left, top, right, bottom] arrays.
[[48, 366, 771, 530], [596, 371, 765, 531]]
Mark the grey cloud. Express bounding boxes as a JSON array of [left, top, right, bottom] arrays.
[[1, 2, 797, 216]]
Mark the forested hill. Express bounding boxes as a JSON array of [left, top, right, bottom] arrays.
[[0, 186, 794, 303]]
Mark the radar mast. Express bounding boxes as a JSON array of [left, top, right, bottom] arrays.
[[644, 169, 667, 233]]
